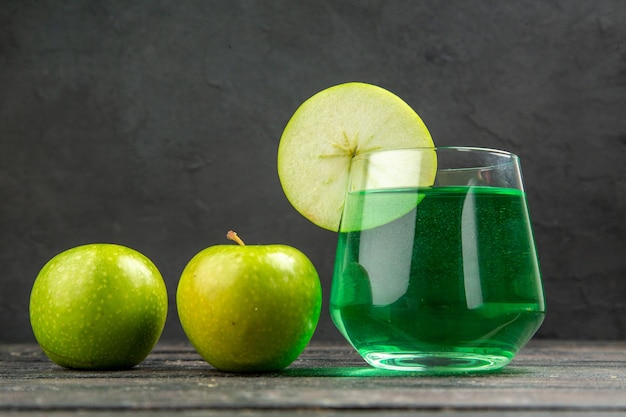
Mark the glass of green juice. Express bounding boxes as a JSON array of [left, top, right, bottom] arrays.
[[330, 146, 546, 373]]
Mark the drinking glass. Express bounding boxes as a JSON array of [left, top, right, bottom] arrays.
[[330, 147, 545, 373]]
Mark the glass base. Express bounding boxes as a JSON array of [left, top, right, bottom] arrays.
[[363, 351, 512, 373]]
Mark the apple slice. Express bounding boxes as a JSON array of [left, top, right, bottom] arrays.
[[277, 82, 436, 231]]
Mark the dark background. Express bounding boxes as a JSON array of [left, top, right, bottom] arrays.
[[1, 1, 625, 343]]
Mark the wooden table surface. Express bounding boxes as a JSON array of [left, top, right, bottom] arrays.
[[1, 340, 625, 416]]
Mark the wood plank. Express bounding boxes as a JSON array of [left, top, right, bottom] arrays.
[[1, 341, 625, 415]]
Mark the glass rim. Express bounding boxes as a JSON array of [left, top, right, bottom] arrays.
[[351, 146, 519, 161]]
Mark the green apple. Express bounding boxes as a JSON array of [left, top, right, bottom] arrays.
[[277, 82, 436, 231], [29, 244, 168, 370], [176, 231, 322, 372]]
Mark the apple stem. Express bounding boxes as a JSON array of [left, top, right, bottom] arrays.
[[226, 230, 246, 246]]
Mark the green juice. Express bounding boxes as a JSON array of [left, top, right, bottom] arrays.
[[330, 186, 546, 372]]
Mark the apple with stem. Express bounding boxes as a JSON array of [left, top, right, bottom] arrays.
[[29, 244, 168, 370], [176, 231, 322, 372]]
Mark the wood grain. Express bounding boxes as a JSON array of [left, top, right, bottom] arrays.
[[1, 340, 625, 416]]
